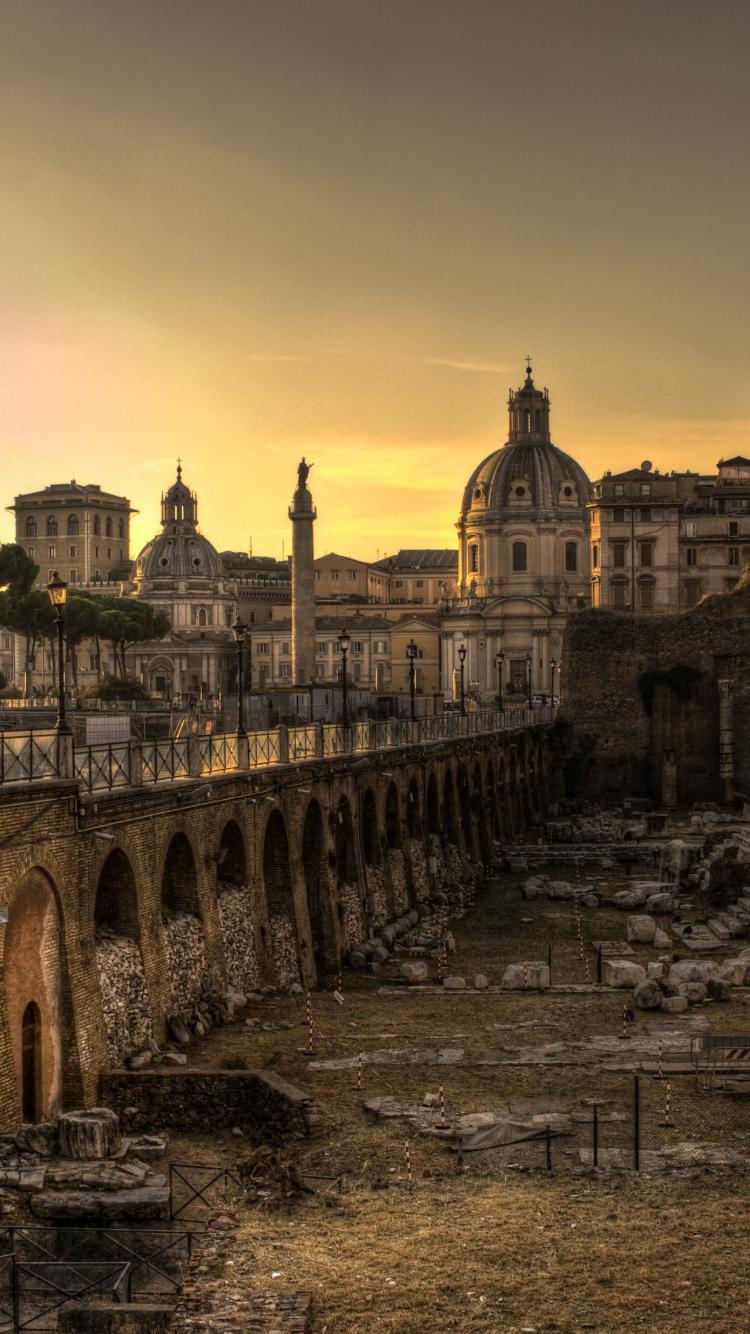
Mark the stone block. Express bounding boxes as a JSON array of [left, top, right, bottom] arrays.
[[627, 915, 656, 944], [30, 1184, 169, 1221], [601, 959, 647, 988], [501, 962, 551, 990], [442, 976, 466, 990], [546, 880, 576, 899], [660, 996, 689, 1014], [647, 961, 667, 980], [720, 959, 750, 986], [669, 960, 718, 984], [653, 928, 671, 948], [473, 974, 489, 990], [399, 961, 429, 984], [633, 979, 663, 1010], [683, 981, 708, 1005], [646, 893, 675, 914]]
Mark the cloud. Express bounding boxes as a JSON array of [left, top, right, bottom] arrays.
[[420, 357, 509, 375]]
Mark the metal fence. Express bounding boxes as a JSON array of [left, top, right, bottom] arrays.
[[0, 704, 553, 792]]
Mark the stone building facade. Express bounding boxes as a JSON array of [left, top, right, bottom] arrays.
[[8, 480, 135, 588], [590, 456, 750, 612], [440, 363, 592, 702]]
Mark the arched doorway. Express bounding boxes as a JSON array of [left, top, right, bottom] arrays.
[[385, 782, 408, 912], [335, 796, 364, 947], [302, 800, 335, 974], [22, 1002, 41, 1123], [216, 820, 258, 995], [263, 810, 300, 987], [5, 868, 66, 1121], [95, 849, 152, 1064], [362, 788, 387, 924], [161, 833, 207, 1016]]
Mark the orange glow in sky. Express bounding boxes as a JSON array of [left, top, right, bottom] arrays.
[[2, 1, 750, 561]]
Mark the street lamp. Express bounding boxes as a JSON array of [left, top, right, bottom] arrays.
[[338, 629, 351, 726], [525, 652, 533, 710], [495, 649, 505, 714], [457, 643, 467, 717], [551, 658, 562, 707], [406, 638, 418, 720], [46, 571, 71, 735], [231, 615, 247, 738]]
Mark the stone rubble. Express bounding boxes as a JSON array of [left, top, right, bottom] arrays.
[[163, 910, 208, 1016], [268, 913, 301, 989], [95, 931, 153, 1064], [388, 848, 409, 915], [218, 887, 261, 994], [364, 864, 389, 927]]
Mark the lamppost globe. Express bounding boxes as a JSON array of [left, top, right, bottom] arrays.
[[338, 629, 351, 726], [46, 571, 68, 609], [230, 615, 247, 737], [231, 614, 246, 643], [457, 643, 467, 718], [494, 649, 505, 714], [406, 638, 418, 720]]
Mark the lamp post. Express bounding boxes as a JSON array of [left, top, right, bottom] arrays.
[[457, 643, 467, 717], [406, 638, 418, 720], [46, 572, 71, 735], [525, 652, 533, 710], [552, 659, 561, 707], [338, 629, 351, 726], [231, 615, 247, 737], [495, 650, 505, 715]]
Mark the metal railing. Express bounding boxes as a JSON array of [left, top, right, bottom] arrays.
[[0, 705, 553, 793]]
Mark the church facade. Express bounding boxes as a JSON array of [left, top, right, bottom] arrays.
[[440, 363, 592, 702]]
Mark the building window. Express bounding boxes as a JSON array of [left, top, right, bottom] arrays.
[[347, 570, 357, 580], [280, 663, 291, 678], [685, 521, 696, 538], [639, 541, 654, 568], [374, 639, 388, 653], [612, 581, 628, 609], [614, 484, 624, 497], [118, 519, 125, 538], [686, 547, 697, 567], [512, 541, 527, 572], [564, 541, 578, 572], [316, 642, 328, 653], [46, 516, 58, 536], [27, 546, 34, 559], [69, 569, 78, 584], [105, 517, 113, 537], [281, 642, 289, 655], [729, 546, 740, 566], [48, 546, 56, 559], [639, 508, 651, 522], [592, 543, 599, 568], [640, 483, 651, 495], [69, 544, 77, 558], [612, 508, 625, 522], [729, 521, 739, 536], [415, 579, 423, 587], [25, 517, 37, 537], [92, 515, 101, 535], [67, 515, 79, 535], [638, 580, 654, 610], [394, 579, 403, 587], [256, 642, 270, 655], [469, 543, 480, 573], [314, 570, 320, 581], [330, 569, 339, 580], [198, 608, 208, 627], [684, 581, 701, 608], [351, 641, 363, 655], [612, 542, 626, 568]]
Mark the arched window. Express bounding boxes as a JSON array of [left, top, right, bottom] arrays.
[[524, 409, 532, 432], [67, 515, 79, 535], [534, 408, 541, 431], [198, 607, 207, 627], [512, 541, 527, 572], [565, 541, 578, 572], [46, 516, 58, 536], [469, 543, 480, 573], [117, 518, 124, 538], [105, 517, 113, 537], [93, 516, 101, 536], [26, 517, 37, 537]]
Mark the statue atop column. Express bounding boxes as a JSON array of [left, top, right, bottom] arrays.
[[297, 457, 313, 492]]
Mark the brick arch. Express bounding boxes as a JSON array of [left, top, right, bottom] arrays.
[[161, 832, 200, 915], [3, 866, 67, 1122], [301, 798, 336, 974], [216, 819, 247, 890], [263, 809, 300, 988], [95, 848, 140, 939]]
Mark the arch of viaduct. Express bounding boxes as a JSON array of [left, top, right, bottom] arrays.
[[0, 725, 552, 1129]]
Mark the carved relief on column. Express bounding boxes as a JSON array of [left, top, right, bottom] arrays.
[[718, 678, 735, 805]]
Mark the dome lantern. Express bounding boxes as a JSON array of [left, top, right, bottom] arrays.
[[507, 358, 551, 443], [161, 459, 198, 531]]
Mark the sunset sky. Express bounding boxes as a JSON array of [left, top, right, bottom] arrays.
[[2, 0, 750, 561]]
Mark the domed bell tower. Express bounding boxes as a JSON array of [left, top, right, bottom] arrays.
[[507, 359, 550, 443]]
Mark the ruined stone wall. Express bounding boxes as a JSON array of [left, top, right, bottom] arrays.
[[101, 1067, 319, 1142], [0, 726, 549, 1130], [562, 579, 750, 803]]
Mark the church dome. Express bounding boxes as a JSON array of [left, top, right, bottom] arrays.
[[461, 363, 591, 516], [133, 463, 224, 584]]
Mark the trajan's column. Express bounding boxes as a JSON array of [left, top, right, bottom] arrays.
[[289, 458, 317, 686]]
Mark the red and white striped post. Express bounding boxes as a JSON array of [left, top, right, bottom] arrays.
[[659, 1079, 675, 1128], [618, 1003, 631, 1041], [354, 1050, 363, 1092], [306, 991, 314, 1055], [403, 1138, 412, 1185]]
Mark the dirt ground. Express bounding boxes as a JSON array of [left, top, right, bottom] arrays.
[[172, 863, 750, 1333]]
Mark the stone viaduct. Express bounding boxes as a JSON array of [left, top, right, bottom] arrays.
[[0, 713, 553, 1130]]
